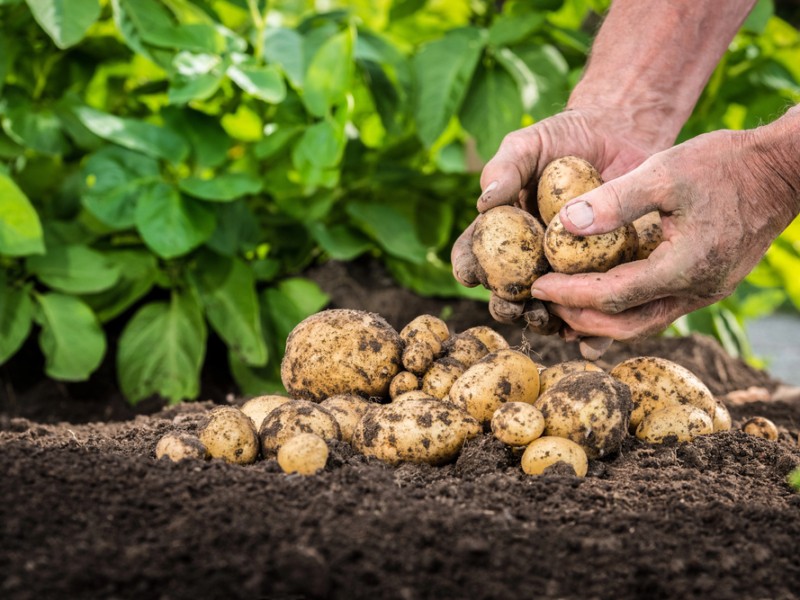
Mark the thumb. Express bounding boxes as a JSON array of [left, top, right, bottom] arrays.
[[477, 131, 538, 212]]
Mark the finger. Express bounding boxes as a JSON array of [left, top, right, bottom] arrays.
[[477, 130, 538, 212], [579, 337, 614, 361], [489, 294, 525, 323], [521, 299, 562, 335], [549, 299, 685, 341], [451, 220, 481, 287]]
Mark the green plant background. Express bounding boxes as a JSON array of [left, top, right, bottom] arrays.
[[1, 0, 798, 404]]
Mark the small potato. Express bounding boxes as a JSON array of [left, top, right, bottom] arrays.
[[491, 402, 545, 446], [742, 416, 778, 441], [277, 433, 329, 475], [390, 371, 420, 399], [241, 394, 291, 431], [421, 357, 466, 400], [712, 399, 732, 432], [610, 356, 716, 432], [199, 406, 259, 465], [351, 397, 481, 465], [320, 394, 374, 443], [155, 433, 209, 462], [444, 333, 490, 368], [534, 371, 632, 458], [521, 436, 588, 477], [537, 156, 603, 225], [449, 349, 540, 425], [401, 342, 436, 376], [636, 404, 713, 444], [260, 400, 342, 456], [393, 390, 444, 403], [460, 326, 509, 352], [544, 214, 638, 274], [539, 360, 604, 396], [472, 205, 550, 301], [632, 212, 663, 260]]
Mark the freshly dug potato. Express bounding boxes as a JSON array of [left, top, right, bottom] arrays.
[[633, 211, 663, 260], [199, 406, 259, 465], [521, 436, 588, 477], [390, 371, 420, 399], [320, 394, 373, 443], [392, 390, 444, 404], [636, 404, 713, 444], [610, 357, 716, 432], [241, 394, 291, 431], [712, 399, 732, 432], [444, 333, 490, 368], [491, 402, 545, 446], [544, 214, 638, 274], [351, 397, 480, 465], [421, 357, 466, 400], [155, 433, 209, 462], [534, 371, 632, 458], [449, 349, 540, 425], [538, 360, 604, 396], [260, 400, 341, 456], [742, 416, 779, 441], [537, 156, 603, 225], [277, 433, 329, 475], [281, 309, 403, 401], [461, 326, 509, 352], [472, 205, 550, 301], [400, 315, 449, 375]]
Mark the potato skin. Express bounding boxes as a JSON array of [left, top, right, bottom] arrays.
[[444, 333, 490, 368], [712, 399, 732, 432], [351, 397, 481, 465], [241, 394, 291, 431], [539, 360, 604, 396], [521, 436, 588, 477], [155, 433, 209, 462], [319, 394, 373, 443], [472, 206, 550, 301], [260, 400, 342, 456], [544, 214, 638, 274], [199, 406, 259, 465], [636, 404, 713, 444], [421, 357, 466, 400], [633, 212, 663, 260], [461, 326, 509, 352], [390, 371, 421, 399], [534, 371, 632, 459], [537, 156, 603, 225], [277, 433, 329, 475], [281, 309, 402, 401], [742, 416, 778, 441], [491, 402, 545, 446]]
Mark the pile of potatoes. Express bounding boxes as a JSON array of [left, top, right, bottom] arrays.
[[154, 308, 779, 478]]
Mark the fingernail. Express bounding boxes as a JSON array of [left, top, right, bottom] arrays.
[[530, 287, 550, 301], [565, 201, 594, 229], [480, 181, 498, 200]]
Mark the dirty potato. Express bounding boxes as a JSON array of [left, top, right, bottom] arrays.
[[260, 400, 342, 456], [742, 416, 779, 441], [544, 214, 638, 274], [421, 357, 466, 400], [632, 212, 663, 260], [277, 433, 329, 475], [460, 326, 509, 352], [538, 360, 604, 396], [521, 436, 589, 477], [199, 406, 260, 465], [155, 433, 209, 462], [390, 371, 420, 399], [444, 333, 490, 368], [712, 399, 732, 432], [537, 156, 603, 225], [241, 394, 291, 431], [400, 315, 450, 375], [319, 394, 373, 443], [491, 402, 546, 446], [636, 404, 714, 444]]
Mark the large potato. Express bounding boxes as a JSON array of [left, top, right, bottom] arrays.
[[538, 360, 604, 396], [544, 214, 638, 274], [636, 404, 713, 444], [610, 356, 716, 432], [534, 371, 632, 458], [260, 400, 341, 456], [351, 397, 481, 465], [472, 205, 550, 302], [521, 436, 588, 477], [319, 394, 374, 443], [281, 309, 403, 401], [449, 349, 540, 425], [537, 156, 603, 225], [241, 394, 291, 431], [199, 406, 259, 465]]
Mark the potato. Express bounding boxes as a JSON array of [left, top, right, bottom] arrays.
[[491, 402, 545, 446], [610, 356, 716, 432], [633, 211, 663, 260], [351, 397, 481, 465], [712, 399, 732, 432], [399, 314, 449, 374], [277, 433, 329, 475], [390, 371, 420, 399], [444, 333, 490, 368], [472, 205, 550, 301], [461, 326, 509, 352], [319, 394, 373, 443], [260, 400, 341, 456], [241, 394, 291, 431], [155, 433, 209, 462], [449, 349, 540, 425], [393, 390, 443, 403], [742, 416, 778, 441], [521, 436, 588, 477], [538, 360, 604, 396], [281, 309, 403, 401], [544, 214, 638, 274], [636, 404, 713, 444], [537, 156, 603, 225], [199, 406, 259, 465], [421, 357, 466, 400], [534, 371, 631, 458], [401, 342, 436, 376]]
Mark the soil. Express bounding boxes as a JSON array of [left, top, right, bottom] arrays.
[[2, 259, 800, 600]]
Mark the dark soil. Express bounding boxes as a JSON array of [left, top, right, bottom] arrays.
[[2, 260, 800, 599]]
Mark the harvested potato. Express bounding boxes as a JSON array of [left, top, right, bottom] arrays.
[[537, 156, 603, 225], [281, 309, 403, 401], [538, 360, 604, 396], [444, 333, 490, 368], [521, 436, 588, 477], [400, 315, 449, 375], [241, 394, 290, 431], [277, 433, 329, 475], [199, 406, 259, 465], [471, 205, 550, 301], [544, 213, 638, 274], [351, 397, 480, 465], [742, 416, 778, 441], [610, 356, 716, 432], [155, 433, 209, 462], [712, 399, 732, 432], [449, 349, 540, 425], [390, 371, 420, 399], [633, 212, 663, 260], [393, 390, 443, 403], [401, 342, 435, 376], [534, 371, 631, 458], [320, 394, 373, 443], [636, 404, 713, 444], [421, 357, 466, 400], [491, 402, 546, 446], [260, 400, 341, 456], [461, 326, 509, 352]]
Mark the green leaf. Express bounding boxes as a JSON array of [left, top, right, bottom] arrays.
[[508, 44, 569, 119], [228, 63, 287, 103], [34, 292, 105, 381], [0, 275, 33, 365], [387, 257, 491, 300], [413, 27, 487, 147], [253, 125, 303, 160], [81, 146, 160, 229], [789, 467, 800, 491], [743, 0, 774, 34], [346, 200, 428, 264], [308, 221, 372, 261], [206, 202, 261, 256], [292, 120, 346, 170], [111, 0, 175, 62], [263, 27, 305, 88], [25, 0, 101, 49], [142, 23, 222, 53], [168, 51, 225, 105], [1, 105, 69, 156], [179, 172, 262, 202], [82, 250, 158, 322], [488, 12, 545, 47], [0, 173, 45, 256], [303, 29, 355, 117], [135, 183, 216, 259], [117, 291, 206, 404], [460, 63, 524, 161], [0, 33, 17, 96], [189, 251, 267, 366], [161, 107, 231, 169], [27, 244, 119, 294], [263, 277, 330, 342]]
